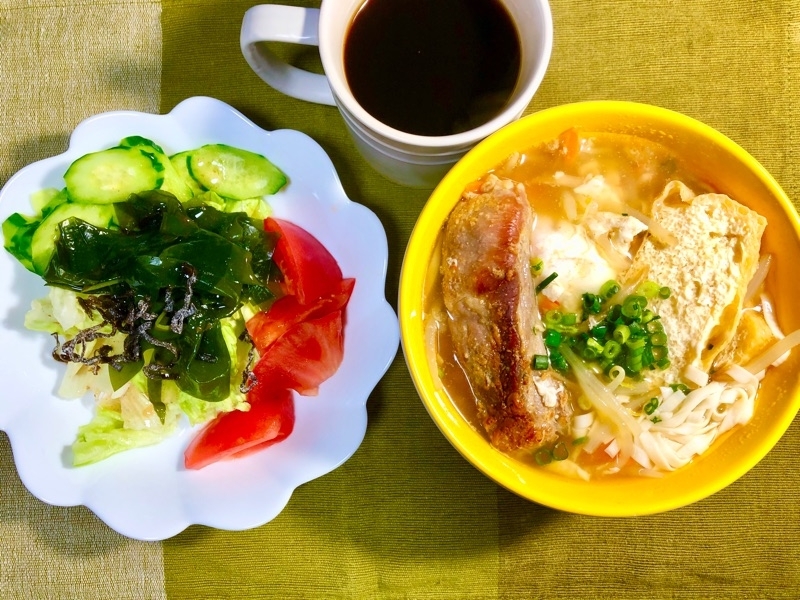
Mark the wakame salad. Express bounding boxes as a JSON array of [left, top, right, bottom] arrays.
[[2, 136, 289, 466]]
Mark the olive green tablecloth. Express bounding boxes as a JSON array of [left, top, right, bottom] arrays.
[[1, 0, 799, 598]]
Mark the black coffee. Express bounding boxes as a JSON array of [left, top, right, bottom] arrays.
[[343, 0, 521, 137]]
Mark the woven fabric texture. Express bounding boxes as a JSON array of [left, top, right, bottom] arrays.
[[0, 0, 798, 598]]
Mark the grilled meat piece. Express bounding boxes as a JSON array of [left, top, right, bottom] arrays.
[[441, 175, 572, 452]]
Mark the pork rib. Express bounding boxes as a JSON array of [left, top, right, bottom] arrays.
[[441, 175, 572, 452]]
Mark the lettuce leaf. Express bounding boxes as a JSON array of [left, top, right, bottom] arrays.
[[72, 407, 174, 466], [25, 286, 102, 335]]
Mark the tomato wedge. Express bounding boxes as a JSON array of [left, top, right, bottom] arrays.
[[184, 385, 295, 470], [253, 309, 345, 396], [266, 217, 343, 304], [246, 278, 354, 354], [185, 218, 353, 469], [221, 382, 297, 460]]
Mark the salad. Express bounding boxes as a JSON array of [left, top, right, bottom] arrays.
[[2, 136, 354, 469]]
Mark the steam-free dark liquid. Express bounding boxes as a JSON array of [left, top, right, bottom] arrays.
[[343, 0, 521, 137]]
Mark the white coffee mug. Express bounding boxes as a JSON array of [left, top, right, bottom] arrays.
[[241, 0, 552, 188]]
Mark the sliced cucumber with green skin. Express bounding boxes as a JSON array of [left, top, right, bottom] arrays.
[[119, 135, 166, 155], [31, 188, 69, 216], [169, 151, 206, 196], [187, 144, 287, 199], [31, 202, 116, 273], [64, 147, 164, 204], [120, 136, 194, 202]]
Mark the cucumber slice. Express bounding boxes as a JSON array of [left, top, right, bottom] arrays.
[[64, 147, 164, 204], [31, 202, 116, 273], [120, 136, 194, 202], [118, 135, 166, 154], [188, 144, 287, 200], [169, 151, 206, 196], [30, 188, 68, 216]]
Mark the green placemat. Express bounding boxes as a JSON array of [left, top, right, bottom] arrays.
[[1, 0, 799, 598]]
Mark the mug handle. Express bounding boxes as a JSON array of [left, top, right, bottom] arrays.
[[240, 5, 336, 106]]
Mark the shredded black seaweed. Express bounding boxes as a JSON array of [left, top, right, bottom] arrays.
[[167, 265, 197, 334], [51, 324, 119, 374], [58, 264, 200, 380], [238, 329, 258, 394]]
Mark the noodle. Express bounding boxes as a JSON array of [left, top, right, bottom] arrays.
[[745, 255, 772, 302], [745, 328, 800, 375], [627, 369, 758, 471], [425, 307, 446, 390]]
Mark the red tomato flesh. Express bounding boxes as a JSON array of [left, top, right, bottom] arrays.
[[253, 309, 345, 397], [247, 278, 354, 354], [223, 381, 297, 460], [184, 385, 295, 470], [265, 217, 343, 305]]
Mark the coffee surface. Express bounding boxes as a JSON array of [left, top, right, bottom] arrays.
[[344, 0, 521, 137]]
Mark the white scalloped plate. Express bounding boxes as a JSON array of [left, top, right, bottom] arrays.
[[0, 96, 399, 540]]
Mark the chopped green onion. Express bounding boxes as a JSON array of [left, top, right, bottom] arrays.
[[650, 331, 668, 347], [582, 292, 602, 315], [651, 345, 668, 361], [531, 258, 544, 276], [636, 280, 661, 299], [644, 397, 659, 415], [549, 349, 568, 372], [613, 324, 631, 345], [552, 441, 569, 461], [561, 312, 578, 326], [543, 328, 562, 348], [626, 353, 643, 373], [586, 337, 605, 355], [599, 279, 621, 299], [557, 325, 580, 336], [582, 344, 600, 360], [658, 286, 672, 299], [572, 436, 588, 446], [607, 304, 623, 323], [641, 309, 658, 324], [534, 448, 553, 465], [532, 279, 672, 391], [641, 345, 655, 368], [621, 295, 646, 319], [626, 336, 647, 351], [602, 340, 622, 359], [532, 354, 549, 370], [645, 318, 663, 333], [628, 321, 645, 337], [651, 415, 662, 424], [669, 382, 690, 394], [544, 309, 563, 326], [536, 272, 558, 293]]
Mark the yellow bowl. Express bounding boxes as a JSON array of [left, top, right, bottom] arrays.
[[399, 101, 800, 516]]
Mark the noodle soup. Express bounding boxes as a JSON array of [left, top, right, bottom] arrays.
[[424, 129, 797, 480]]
